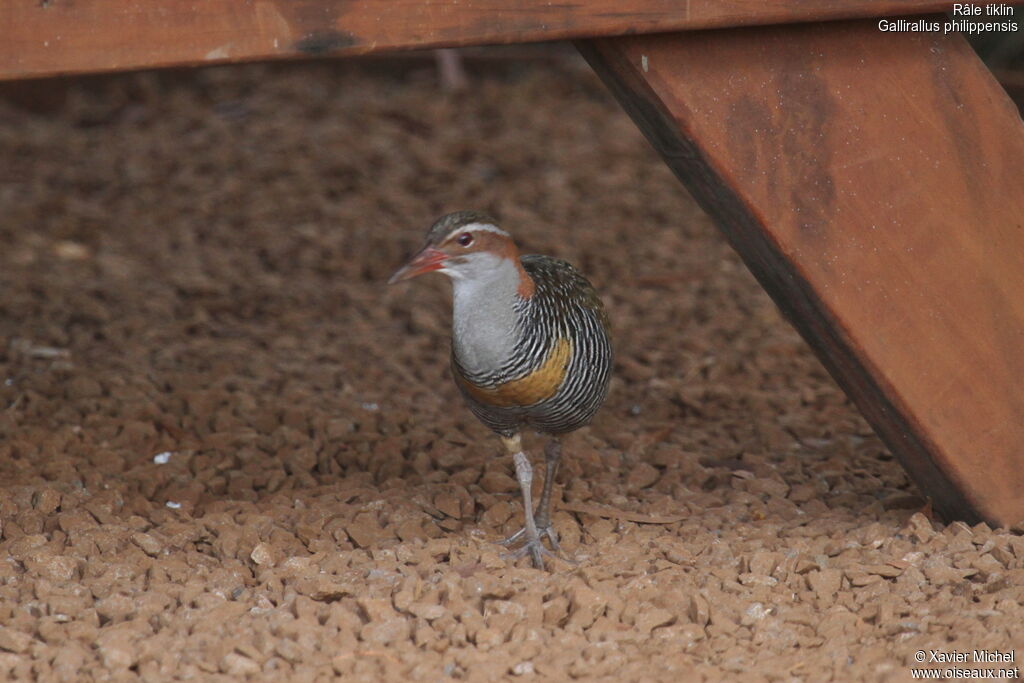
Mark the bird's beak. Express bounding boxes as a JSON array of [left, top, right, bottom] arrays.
[[387, 245, 448, 284]]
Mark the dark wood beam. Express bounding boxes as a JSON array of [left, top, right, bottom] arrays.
[[578, 19, 1024, 528], [3, 0, 976, 81]]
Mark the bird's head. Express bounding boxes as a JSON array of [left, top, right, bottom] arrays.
[[388, 211, 534, 296]]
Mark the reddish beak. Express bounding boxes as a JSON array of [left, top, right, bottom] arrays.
[[387, 246, 448, 284]]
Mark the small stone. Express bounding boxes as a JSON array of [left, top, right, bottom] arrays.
[[33, 489, 62, 515], [788, 484, 818, 504], [279, 556, 314, 575], [543, 596, 570, 627], [748, 551, 780, 576], [742, 602, 771, 625], [688, 594, 710, 626], [747, 478, 790, 499], [97, 643, 134, 670], [808, 569, 843, 599], [566, 583, 606, 630], [480, 501, 515, 529], [473, 627, 504, 647], [479, 471, 518, 494], [635, 607, 675, 634], [358, 597, 398, 622], [221, 652, 261, 675], [738, 573, 778, 587], [434, 493, 462, 519], [346, 515, 384, 548], [794, 556, 822, 574], [923, 565, 972, 584], [865, 564, 903, 578], [96, 594, 136, 622], [52, 643, 88, 678], [512, 661, 536, 676], [25, 554, 78, 582], [58, 510, 98, 534], [991, 546, 1014, 568], [250, 543, 277, 567], [0, 628, 33, 654], [408, 602, 446, 621], [131, 532, 162, 557], [626, 462, 660, 491], [360, 618, 411, 646], [54, 240, 91, 261], [394, 519, 427, 542], [906, 513, 935, 542], [847, 572, 882, 587]]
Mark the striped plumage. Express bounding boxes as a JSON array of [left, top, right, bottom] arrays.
[[452, 254, 612, 438], [389, 211, 613, 569]]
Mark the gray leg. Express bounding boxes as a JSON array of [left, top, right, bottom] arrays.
[[510, 451, 546, 568], [503, 438, 562, 546], [496, 434, 556, 569], [496, 436, 571, 569], [534, 439, 562, 533]]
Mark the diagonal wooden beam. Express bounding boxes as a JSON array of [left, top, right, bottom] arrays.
[[578, 19, 1024, 527], [1, 0, 981, 81]]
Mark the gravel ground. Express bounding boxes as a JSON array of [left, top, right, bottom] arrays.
[[0, 54, 1022, 681]]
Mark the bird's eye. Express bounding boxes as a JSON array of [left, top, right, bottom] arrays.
[[456, 232, 474, 247]]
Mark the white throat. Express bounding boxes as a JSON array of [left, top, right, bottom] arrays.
[[448, 254, 522, 376]]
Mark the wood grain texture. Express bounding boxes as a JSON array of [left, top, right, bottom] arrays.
[[2, 0, 974, 81], [579, 20, 1024, 527]]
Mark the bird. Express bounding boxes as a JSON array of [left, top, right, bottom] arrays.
[[388, 210, 613, 569]]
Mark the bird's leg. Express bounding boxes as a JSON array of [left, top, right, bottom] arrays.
[[498, 434, 554, 569], [532, 439, 562, 552], [500, 438, 564, 548]]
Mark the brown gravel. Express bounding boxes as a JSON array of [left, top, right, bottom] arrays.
[[1, 53, 1023, 681]]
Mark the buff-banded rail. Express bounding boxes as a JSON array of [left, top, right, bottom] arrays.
[[389, 211, 613, 569]]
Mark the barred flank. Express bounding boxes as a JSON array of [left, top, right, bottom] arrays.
[[452, 255, 613, 437]]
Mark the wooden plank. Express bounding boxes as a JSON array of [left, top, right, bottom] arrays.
[[578, 20, 1024, 527], [994, 69, 1024, 110], [1, 0, 973, 81]]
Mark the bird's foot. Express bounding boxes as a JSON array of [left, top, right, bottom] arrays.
[[498, 522, 561, 552], [498, 524, 575, 569]]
